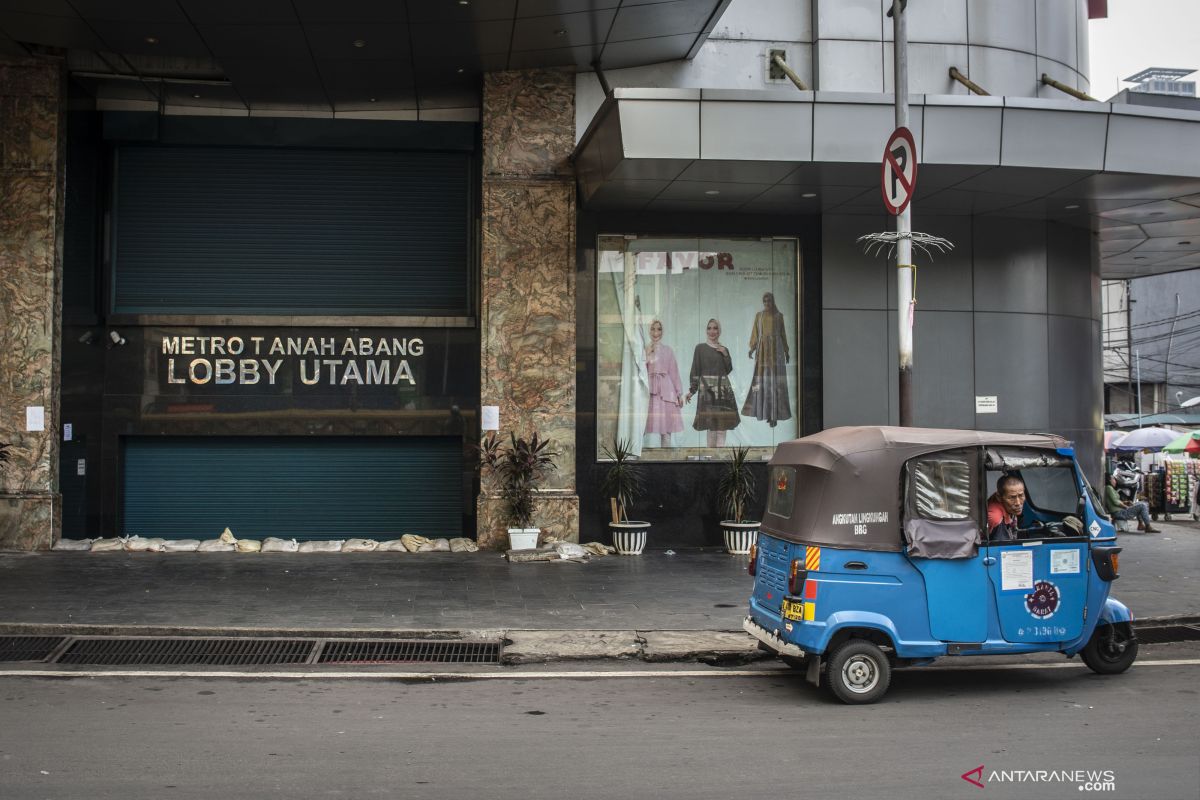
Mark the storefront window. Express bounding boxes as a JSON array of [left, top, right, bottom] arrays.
[[596, 236, 800, 462]]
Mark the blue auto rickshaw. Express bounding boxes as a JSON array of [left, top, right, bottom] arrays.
[[744, 426, 1136, 704]]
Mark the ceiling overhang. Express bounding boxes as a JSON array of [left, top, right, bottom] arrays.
[[0, 0, 732, 116], [573, 89, 1200, 280]]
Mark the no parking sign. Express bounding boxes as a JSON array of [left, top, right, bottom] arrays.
[[881, 126, 918, 215]]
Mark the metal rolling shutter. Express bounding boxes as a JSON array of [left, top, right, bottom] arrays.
[[113, 146, 470, 315], [121, 437, 463, 541]]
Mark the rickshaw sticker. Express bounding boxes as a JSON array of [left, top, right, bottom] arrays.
[[1000, 549, 1034, 591], [1050, 549, 1080, 574], [1088, 520, 1101, 537], [1024, 580, 1061, 619]]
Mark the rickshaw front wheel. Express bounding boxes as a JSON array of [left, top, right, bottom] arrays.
[[826, 639, 891, 704], [1080, 623, 1139, 675]]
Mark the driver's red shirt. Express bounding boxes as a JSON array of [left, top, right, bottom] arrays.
[[986, 495, 1017, 533]]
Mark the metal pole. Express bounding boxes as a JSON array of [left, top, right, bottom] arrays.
[[947, 66, 990, 96], [1040, 73, 1098, 102], [893, 0, 913, 427], [1135, 349, 1142, 428], [1125, 280, 1134, 414]]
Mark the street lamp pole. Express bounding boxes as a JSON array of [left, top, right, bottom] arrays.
[[892, 0, 913, 426]]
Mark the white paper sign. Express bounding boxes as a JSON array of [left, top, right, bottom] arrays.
[[481, 405, 500, 431], [63, 423, 73, 441], [26, 406, 45, 432], [76, 459, 86, 476], [975, 395, 998, 414], [1000, 549, 1034, 591], [1050, 548, 1080, 574]]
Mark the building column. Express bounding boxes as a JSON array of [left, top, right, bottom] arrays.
[[477, 68, 579, 548], [0, 56, 65, 550]]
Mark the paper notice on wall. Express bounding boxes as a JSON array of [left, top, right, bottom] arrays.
[[76, 459, 86, 476], [481, 405, 500, 431], [1050, 548, 1080, 574], [1000, 549, 1034, 591], [975, 395, 998, 414], [63, 423, 73, 441], [26, 406, 45, 432]]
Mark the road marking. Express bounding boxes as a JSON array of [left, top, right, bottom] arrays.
[[0, 659, 1196, 681]]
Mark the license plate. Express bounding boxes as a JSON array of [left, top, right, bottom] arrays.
[[781, 597, 805, 621]]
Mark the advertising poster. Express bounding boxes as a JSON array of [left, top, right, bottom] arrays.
[[596, 236, 800, 461]]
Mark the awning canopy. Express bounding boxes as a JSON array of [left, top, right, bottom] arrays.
[[0, 1, 733, 115], [573, 89, 1200, 280]]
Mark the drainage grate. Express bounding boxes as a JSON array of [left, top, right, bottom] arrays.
[[0, 636, 66, 663], [1132, 624, 1200, 645], [317, 640, 501, 665], [57, 638, 315, 666]]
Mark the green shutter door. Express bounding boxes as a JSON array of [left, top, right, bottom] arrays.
[[113, 145, 471, 315], [122, 437, 462, 541]]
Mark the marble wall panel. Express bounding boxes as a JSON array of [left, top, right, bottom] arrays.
[[0, 496, 55, 550], [480, 67, 578, 547], [482, 68, 575, 179], [476, 492, 581, 550], [481, 180, 577, 486], [0, 57, 64, 546]]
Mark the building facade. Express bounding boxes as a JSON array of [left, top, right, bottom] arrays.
[[2, 0, 1198, 551]]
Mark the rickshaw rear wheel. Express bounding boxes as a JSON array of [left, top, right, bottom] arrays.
[[826, 639, 891, 704], [1080, 623, 1138, 675]]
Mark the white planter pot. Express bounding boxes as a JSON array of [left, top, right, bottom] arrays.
[[609, 521, 651, 555], [507, 528, 540, 550], [721, 521, 760, 555]]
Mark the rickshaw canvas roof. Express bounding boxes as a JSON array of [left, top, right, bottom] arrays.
[[765, 427, 1071, 551], [773, 427, 1069, 468]]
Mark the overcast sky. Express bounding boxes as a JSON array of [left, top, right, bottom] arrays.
[[1089, 0, 1200, 99]]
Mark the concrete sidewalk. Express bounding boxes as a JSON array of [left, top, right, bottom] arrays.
[[1, 521, 1196, 662]]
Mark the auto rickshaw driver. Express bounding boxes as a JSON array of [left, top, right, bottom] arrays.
[[986, 474, 1025, 541]]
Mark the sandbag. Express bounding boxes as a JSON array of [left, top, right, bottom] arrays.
[[235, 539, 262, 553], [507, 548, 560, 563], [298, 540, 344, 553], [449, 537, 478, 553], [376, 539, 410, 552], [53, 538, 91, 551], [161, 539, 201, 552], [219, 527, 237, 544], [261, 537, 299, 553], [197, 539, 236, 552], [342, 538, 378, 553], [90, 537, 126, 552], [582, 542, 615, 556], [554, 542, 589, 560], [400, 534, 429, 552], [417, 538, 450, 552]]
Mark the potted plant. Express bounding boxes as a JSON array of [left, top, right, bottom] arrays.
[[601, 438, 650, 555], [718, 446, 760, 554], [480, 431, 557, 550]]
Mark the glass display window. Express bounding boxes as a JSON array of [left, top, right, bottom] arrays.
[[596, 235, 800, 462]]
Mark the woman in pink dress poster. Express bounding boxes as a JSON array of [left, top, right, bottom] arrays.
[[644, 319, 684, 447]]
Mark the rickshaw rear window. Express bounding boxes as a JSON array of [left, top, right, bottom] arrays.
[[910, 451, 974, 520], [768, 466, 796, 519]]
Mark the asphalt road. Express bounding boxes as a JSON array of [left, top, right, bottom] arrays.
[[2, 644, 1197, 800]]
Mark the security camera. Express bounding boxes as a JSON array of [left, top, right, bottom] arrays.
[[107, 330, 126, 348], [77, 330, 95, 345]]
